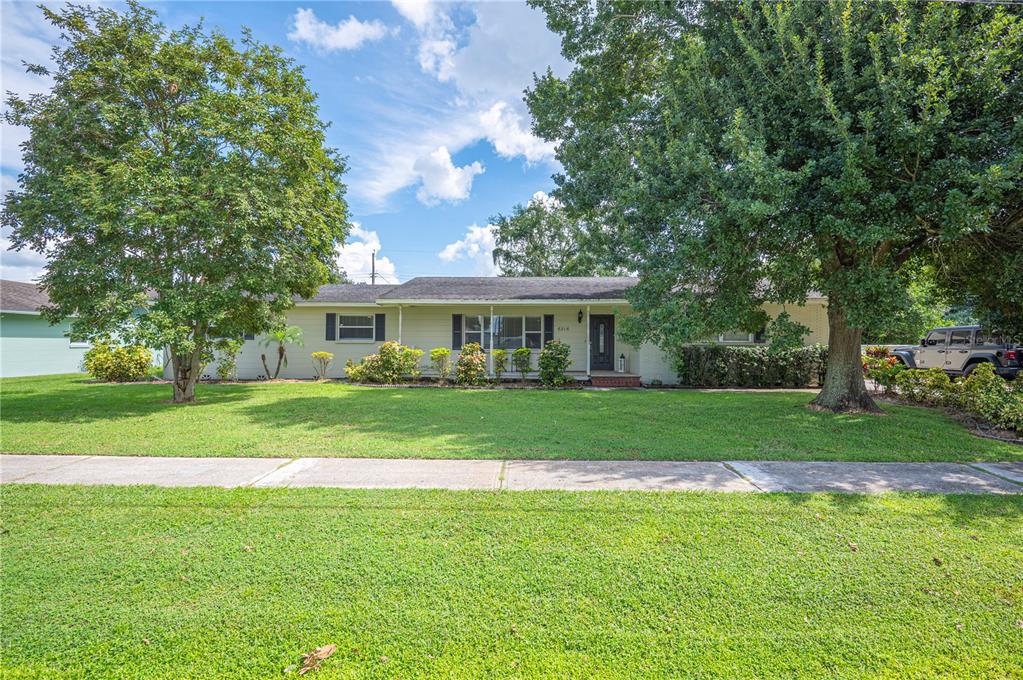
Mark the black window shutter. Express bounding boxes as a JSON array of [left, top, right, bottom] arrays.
[[543, 315, 555, 345], [325, 313, 336, 341], [452, 314, 463, 349], [374, 313, 386, 341]]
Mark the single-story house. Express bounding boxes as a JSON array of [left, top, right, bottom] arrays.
[[195, 277, 828, 386], [0, 279, 92, 378]]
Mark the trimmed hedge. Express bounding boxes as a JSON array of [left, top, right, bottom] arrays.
[[83, 341, 153, 382], [344, 341, 423, 384], [673, 344, 828, 388], [895, 364, 1022, 432]]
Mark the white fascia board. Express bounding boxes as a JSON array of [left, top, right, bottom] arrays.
[[375, 298, 631, 306], [0, 309, 43, 315]]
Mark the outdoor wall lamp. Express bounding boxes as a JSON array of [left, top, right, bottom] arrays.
[[577, 309, 584, 323]]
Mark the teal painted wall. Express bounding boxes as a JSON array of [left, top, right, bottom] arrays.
[[1, 313, 89, 377]]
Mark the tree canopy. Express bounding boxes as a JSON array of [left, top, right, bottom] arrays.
[[3, 2, 349, 402], [527, 0, 1023, 410], [491, 193, 623, 276]]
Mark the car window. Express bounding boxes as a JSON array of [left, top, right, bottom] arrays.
[[925, 330, 948, 347], [975, 331, 1004, 346], [949, 330, 972, 346]]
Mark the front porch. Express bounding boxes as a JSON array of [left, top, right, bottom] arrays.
[[588, 370, 643, 388]]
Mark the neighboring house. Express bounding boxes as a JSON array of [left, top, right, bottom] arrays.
[[0, 280, 90, 378], [193, 277, 829, 386]]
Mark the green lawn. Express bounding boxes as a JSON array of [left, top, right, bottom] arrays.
[[1, 485, 1020, 678], [1, 374, 1019, 461]]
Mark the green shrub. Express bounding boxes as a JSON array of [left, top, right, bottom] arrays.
[[673, 344, 828, 388], [492, 349, 508, 382], [862, 347, 906, 395], [214, 339, 243, 381], [311, 351, 334, 379], [538, 340, 572, 386], [895, 363, 1022, 432], [344, 341, 423, 384], [84, 340, 153, 382], [430, 347, 452, 383], [512, 347, 532, 382], [455, 342, 488, 386]]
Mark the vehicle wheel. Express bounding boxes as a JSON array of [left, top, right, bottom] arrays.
[[962, 362, 984, 378]]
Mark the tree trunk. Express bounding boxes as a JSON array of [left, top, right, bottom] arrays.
[[274, 344, 285, 379], [171, 352, 201, 404], [811, 303, 880, 413]]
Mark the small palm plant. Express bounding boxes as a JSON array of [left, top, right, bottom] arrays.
[[261, 325, 304, 379]]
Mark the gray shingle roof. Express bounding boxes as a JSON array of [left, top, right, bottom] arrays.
[[297, 283, 397, 303], [1, 280, 49, 312], [377, 277, 638, 301]]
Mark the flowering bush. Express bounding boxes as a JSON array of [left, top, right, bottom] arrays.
[[455, 342, 488, 385], [538, 340, 572, 386], [862, 347, 906, 395], [84, 340, 153, 382], [512, 347, 532, 382], [895, 364, 1021, 432], [430, 347, 452, 383], [345, 341, 423, 384], [311, 351, 334, 379]]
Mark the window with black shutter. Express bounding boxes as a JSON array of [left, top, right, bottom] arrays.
[[452, 314, 463, 349], [374, 313, 386, 341], [543, 314, 555, 345], [325, 313, 336, 341]]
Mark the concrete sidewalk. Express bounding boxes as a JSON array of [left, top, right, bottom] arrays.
[[2, 455, 1021, 494]]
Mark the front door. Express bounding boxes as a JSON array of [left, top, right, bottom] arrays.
[[590, 315, 614, 371]]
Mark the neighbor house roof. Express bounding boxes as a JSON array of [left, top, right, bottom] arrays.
[[296, 283, 397, 303], [376, 277, 639, 302], [0, 280, 49, 313]]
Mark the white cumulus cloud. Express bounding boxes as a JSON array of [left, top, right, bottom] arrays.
[[338, 224, 399, 284], [288, 8, 396, 52], [391, 0, 437, 31], [412, 146, 484, 205], [479, 102, 556, 163], [438, 223, 499, 275]]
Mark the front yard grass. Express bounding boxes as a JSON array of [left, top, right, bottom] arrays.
[[0, 374, 1019, 461], [1, 485, 1020, 678]]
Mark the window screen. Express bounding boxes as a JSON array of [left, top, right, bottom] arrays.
[[339, 314, 374, 339]]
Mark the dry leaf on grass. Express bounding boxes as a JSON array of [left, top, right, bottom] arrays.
[[932, 557, 943, 566], [848, 541, 858, 552], [298, 644, 336, 675]]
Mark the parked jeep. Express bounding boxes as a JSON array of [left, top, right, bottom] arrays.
[[891, 326, 1019, 379]]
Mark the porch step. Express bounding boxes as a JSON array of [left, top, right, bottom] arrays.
[[590, 373, 642, 388]]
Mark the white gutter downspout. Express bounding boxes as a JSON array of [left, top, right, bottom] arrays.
[[489, 305, 495, 377], [398, 305, 403, 345], [586, 305, 591, 377]]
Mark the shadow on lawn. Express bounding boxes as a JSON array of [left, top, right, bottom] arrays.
[[0, 381, 253, 424]]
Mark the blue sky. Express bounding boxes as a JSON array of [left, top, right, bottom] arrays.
[[0, 0, 572, 283]]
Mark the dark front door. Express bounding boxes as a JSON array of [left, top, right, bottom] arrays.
[[590, 315, 614, 370]]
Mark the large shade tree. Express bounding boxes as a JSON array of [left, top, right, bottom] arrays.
[[492, 193, 624, 276], [527, 0, 1023, 411], [3, 3, 349, 402]]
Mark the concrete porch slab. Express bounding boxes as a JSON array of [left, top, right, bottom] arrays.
[[503, 460, 757, 492], [1, 455, 290, 488], [252, 457, 503, 490], [727, 461, 1023, 494]]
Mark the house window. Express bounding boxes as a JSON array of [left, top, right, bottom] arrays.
[[469, 315, 543, 350], [68, 334, 89, 349], [338, 314, 374, 340], [718, 331, 755, 343]]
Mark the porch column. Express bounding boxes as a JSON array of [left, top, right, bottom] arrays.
[[398, 305, 403, 345], [586, 305, 591, 376], [489, 305, 495, 376]]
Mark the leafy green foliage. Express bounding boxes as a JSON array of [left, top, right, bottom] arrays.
[[310, 351, 333, 380], [344, 341, 423, 384], [1, 3, 349, 402], [512, 347, 532, 382], [429, 347, 452, 383], [538, 340, 571, 386], [527, 1, 1023, 410], [764, 311, 809, 353], [491, 194, 623, 276], [491, 349, 508, 382], [214, 339, 244, 381], [896, 364, 1022, 432], [3, 374, 1019, 461], [83, 340, 153, 382], [260, 326, 303, 380], [861, 347, 907, 395], [674, 345, 828, 388], [455, 342, 488, 386]]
